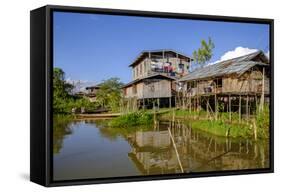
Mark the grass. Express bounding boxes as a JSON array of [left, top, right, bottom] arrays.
[[108, 111, 153, 128], [185, 119, 252, 138], [160, 105, 269, 139], [105, 104, 269, 140]]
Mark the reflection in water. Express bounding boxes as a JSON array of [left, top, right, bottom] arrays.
[[53, 117, 73, 154], [53, 118, 269, 181]]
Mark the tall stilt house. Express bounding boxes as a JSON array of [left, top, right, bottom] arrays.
[[123, 49, 192, 110]]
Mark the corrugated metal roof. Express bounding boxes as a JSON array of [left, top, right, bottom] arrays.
[[178, 51, 269, 82], [129, 49, 192, 67]]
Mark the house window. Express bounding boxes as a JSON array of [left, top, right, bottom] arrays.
[[133, 85, 137, 94], [190, 81, 197, 88], [124, 88, 127, 96], [216, 78, 223, 88], [178, 63, 184, 73], [149, 84, 155, 92]]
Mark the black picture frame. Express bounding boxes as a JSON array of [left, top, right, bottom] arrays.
[[30, 4, 274, 187]]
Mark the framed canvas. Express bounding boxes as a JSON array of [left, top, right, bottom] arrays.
[[30, 5, 274, 187]]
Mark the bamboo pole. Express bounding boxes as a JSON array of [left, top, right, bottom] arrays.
[[207, 97, 209, 118], [239, 95, 241, 123], [169, 97, 172, 109], [229, 95, 231, 122], [168, 127, 184, 173], [253, 120, 257, 140], [259, 67, 265, 112], [189, 96, 191, 113], [157, 98, 160, 109], [246, 95, 249, 120], [214, 82, 218, 120], [196, 80, 199, 112]]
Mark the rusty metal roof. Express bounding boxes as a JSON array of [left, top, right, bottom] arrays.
[[178, 51, 269, 82]]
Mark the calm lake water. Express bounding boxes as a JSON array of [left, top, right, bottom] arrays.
[[53, 118, 269, 181]]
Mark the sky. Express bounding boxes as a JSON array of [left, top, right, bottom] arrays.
[[53, 11, 270, 87]]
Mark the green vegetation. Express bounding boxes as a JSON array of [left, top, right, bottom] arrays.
[[53, 67, 98, 114], [186, 119, 252, 138], [192, 37, 215, 66], [53, 115, 74, 154], [255, 104, 270, 139], [96, 78, 124, 112], [109, 111, 153, 128], [161, 106, 269, 139]]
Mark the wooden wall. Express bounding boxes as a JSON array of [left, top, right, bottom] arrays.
[[124, 79, 172, 99], [132, 57, 189, 80], [184, 68, 269, 96]]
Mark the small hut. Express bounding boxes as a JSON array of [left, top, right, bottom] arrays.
[[177, 50, 270, 117], [84, 84, 101, 102], [123, 74, 176, 109]]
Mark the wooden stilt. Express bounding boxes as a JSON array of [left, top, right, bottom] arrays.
[[207, 97, 209, 118], [157, 98, 160, 109], [239, 95, 241, 123], [196, 80, 199, 111], [169, 97, 172, 109], [214, 81, 218, 120], [215, 95, 218, 120], [246, 95, 249, 120], [229, 95, 231, 122], [259, 67, 265, 112]]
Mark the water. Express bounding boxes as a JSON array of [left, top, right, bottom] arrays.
[[53, 118, 269, 181]]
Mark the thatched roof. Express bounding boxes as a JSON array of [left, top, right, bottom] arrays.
[[129, 49, 192, 67], [122, 73, 175, 88], [178, 51, 269, 82]]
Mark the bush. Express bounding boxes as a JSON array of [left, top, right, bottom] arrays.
[[109, 111, 153, 127]]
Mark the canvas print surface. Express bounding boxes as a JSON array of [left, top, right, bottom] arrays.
[[52, 11, 271, 181]]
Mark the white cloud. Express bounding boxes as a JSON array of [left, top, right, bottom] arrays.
[[210, 47, 258, 65]]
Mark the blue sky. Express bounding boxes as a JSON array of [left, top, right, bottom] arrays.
[[53, 11, 269, 85]]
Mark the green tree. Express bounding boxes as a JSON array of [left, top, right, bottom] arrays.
[[192, 37, 215, 67], [96, 77, 124, 112], [53, 68, 74, 97], [53, 68, 75, 113]]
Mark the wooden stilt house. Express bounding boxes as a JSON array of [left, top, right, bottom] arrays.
[[177, 50, 270, 118], [123, 49, 192, 110]]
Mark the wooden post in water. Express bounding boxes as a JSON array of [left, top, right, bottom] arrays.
[[189, 96, 191, 113], [253, 120, 257, 140], [157, 98, 160, 110], [229, 95, 231, 122], [246, 95, 249, 120], [207, 97, 209, 118], [259, 67, 265, 112], [239, 95, 242, 123], [214, 81, 218, 120], [196, 80, 199, 112], [168, 127, 184, 173], [169, 97, 172, 109]]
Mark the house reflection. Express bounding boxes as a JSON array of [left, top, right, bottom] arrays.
[[126, 121, 269, 175]]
